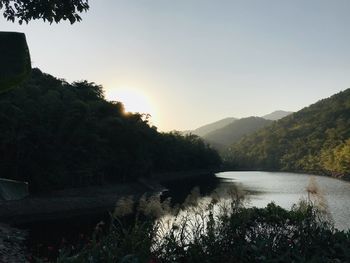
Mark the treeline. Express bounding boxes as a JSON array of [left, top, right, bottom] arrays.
[[0, 69, 221, 191], [224, 89, 350, 177]]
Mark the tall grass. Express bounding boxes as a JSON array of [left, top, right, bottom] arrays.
[[49, 180, 350, 263]]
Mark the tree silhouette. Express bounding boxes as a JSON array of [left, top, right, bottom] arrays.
[[0, 68, 221, 192], [0, 0, 89, 24]]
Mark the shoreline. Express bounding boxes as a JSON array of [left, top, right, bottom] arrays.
[[0, 170, 216, 225], [221, 167, 350, 181], [0, 182, 149, 225], [1, 168, 346, 226], [0, 170, 216, 261]]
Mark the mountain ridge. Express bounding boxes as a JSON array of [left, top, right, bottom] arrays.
[[225, 89, 350, 178], [203, 117, 272, 151], [186, 110, 291, 138], [191, 117, 237, 137], [262, 110, 293, 120]]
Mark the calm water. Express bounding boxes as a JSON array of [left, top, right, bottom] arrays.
[[21, 171, 350, 259], [216, 171, 350, 230]]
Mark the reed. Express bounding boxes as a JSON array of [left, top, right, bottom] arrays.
[[47, 183, 350, 263]]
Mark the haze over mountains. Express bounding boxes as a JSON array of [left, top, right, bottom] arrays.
[[191, 110, 291, 137], [262, 110, 293, 121], [184, 90, 349, 179], [203, 117, 273, 150], [187, 110, 292, 150], [191, 117, 237, 137]]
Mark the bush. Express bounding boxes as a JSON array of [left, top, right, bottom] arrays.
[[49, 185, 350, 263]]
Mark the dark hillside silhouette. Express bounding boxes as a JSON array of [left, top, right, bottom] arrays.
[[0, 69, 221, 192]]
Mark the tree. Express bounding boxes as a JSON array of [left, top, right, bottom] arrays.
[[0, 68, 222, 192], [0, 0, 89, 24]]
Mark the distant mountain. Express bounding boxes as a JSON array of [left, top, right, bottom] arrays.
[[187, 110, 290, 137], [203, 117, 272, 151], [226, 89, 350, 178], [262, 110, 293, 120], [191, 117, 236, 137]]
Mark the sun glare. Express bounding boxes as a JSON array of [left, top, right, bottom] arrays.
[[106, 87, 157, 124]]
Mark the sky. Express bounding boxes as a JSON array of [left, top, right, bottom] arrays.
[[1, 0, 350, 131]]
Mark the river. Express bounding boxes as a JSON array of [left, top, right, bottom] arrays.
[[215, 171, 350, 230], [21, 171, 350, 259]]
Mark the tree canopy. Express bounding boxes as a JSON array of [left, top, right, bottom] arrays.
[[0, 69, 221, 192], [0, 0, 89, 24]]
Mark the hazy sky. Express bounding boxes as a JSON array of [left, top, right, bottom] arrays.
[[2, 0, 350, 131]]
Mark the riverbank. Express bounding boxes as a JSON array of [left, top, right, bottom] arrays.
[[0, 223, 28, 262], [0, 170, 216, 225], [0, 170, 216, 261], [222, 165, 350, 181], [0, 182, 149, 225]]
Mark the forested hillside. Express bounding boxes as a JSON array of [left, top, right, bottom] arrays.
[[204, 117, 272, 151], [225, 89, 350, 177], [191, 117, 236, 137], [0, 69, 221, 192]]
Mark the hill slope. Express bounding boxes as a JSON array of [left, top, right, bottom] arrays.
[[0, 69, 221, 191], [204, 117, 272, 150], [225, 89, 350, 178], [191, 117, 236, 137], [262, 110, 293, 120]]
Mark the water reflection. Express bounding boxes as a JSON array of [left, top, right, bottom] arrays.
[[216, 171, 350, 230], [161, 173, 220, 205]]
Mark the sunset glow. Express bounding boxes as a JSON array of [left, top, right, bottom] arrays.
[[106, 87, 157, 124]]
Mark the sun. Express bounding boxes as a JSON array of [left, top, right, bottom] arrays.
[[105, 87, 157, 122]]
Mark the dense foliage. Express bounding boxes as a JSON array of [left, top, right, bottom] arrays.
[[0, 69, 221, 191], [50, 187, 350, 263], [0, 0, 89, 24], [225, 89, 350, 177]]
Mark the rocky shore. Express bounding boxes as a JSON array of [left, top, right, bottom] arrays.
[[0, 223, 28, 262]]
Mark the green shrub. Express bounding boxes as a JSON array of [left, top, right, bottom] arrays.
[[50, 185, 350, 263]]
